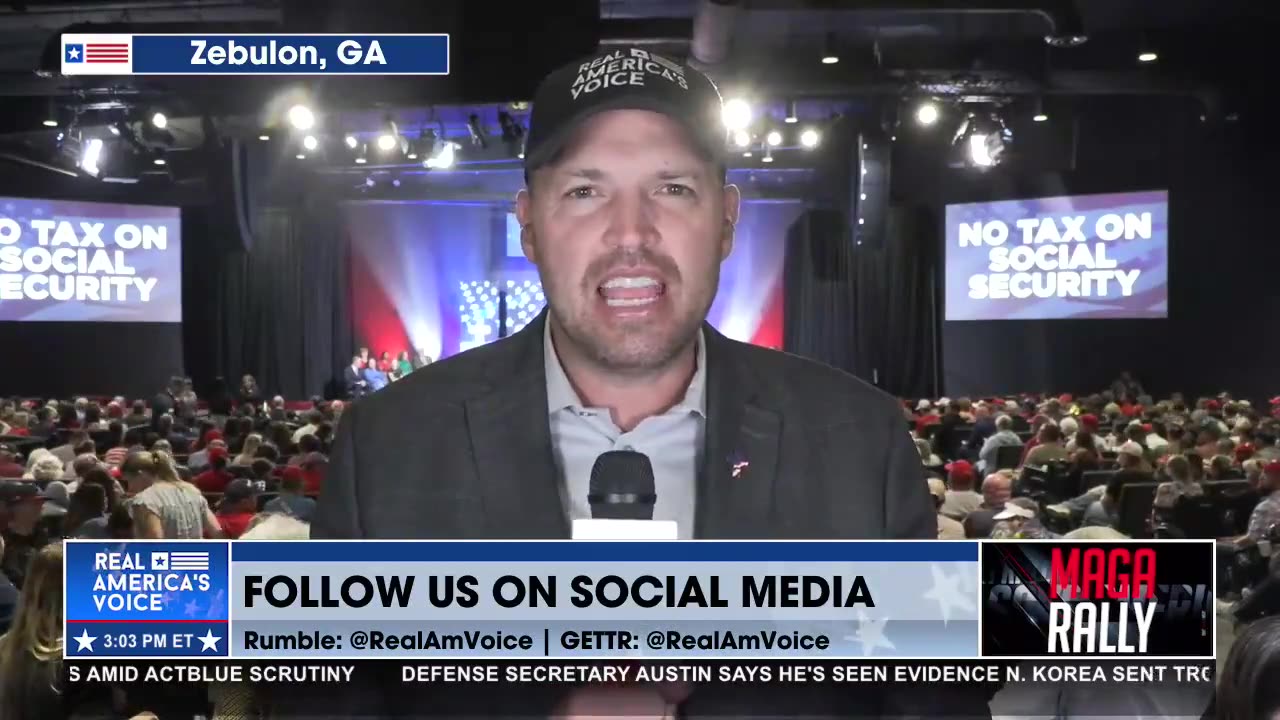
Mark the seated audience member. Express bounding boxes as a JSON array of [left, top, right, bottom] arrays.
[[1207, 454, 1236, 480], [80, 399, 105, 427], [990, 497, 1053, 539], [914, 438, 942, 468], [1081, 474, 1126, 529], [928, 478, 965, 540], [396, 350, 414, 380], [1153, 454, 1205, 514], [30, 407, 55, 438], [0, 543, 87, 717], [290, 433, 323, 466], [344, 355, 368, 398], [300, 452, 327, 495], [233, 433, 263, 467], [413, 348, 433, 369], [1211, 615, 1280, 720], [122, 451, 222, 540], [292, 410, 323, 445], [154, 413, 190, 453], [1234, 461, 1280, 548], [187, 435, 224, 474], [0, 446, 23, 479], [964, 471, 1014, 539], [5, 411, 29, 436], [239, 374, 261, 406], [194, 447, 234, 494], [216, 479, 259, 539], [1024, 422, 1069, 466], [977, 414, 1022, 474], [28, 455, 64, 483], [940, 460, 982, 520], [64, 483, 109, 539], [0, 536, 14, 634], [362, 360, 389, 392], [71, 468, 123, 540], [49, 430, 89, 466], [0, 482, 50, 589], [250, 459, 276, 486], [124, 400, 149, 428], [102, 422, 129, 466], [264, 471, 316, 523]]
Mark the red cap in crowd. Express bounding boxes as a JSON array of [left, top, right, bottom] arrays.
[[1079, 414, 1099, 431], [207, 446, 228, 462], [1265, 461, 1280, 477], [1058, 394, 1073, 405], [1206, 399, 1221, 411], [945, 459, 974, 480], [1235, 444, 1255, 462]]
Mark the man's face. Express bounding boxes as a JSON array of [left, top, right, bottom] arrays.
[[517, 110, 740, 374]]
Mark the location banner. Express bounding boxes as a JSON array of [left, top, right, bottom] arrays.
[[63, 540, 1214, 661]]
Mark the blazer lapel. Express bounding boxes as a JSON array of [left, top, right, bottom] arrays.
[[695, 328, 782, 539], [464, 314, 570, 539]]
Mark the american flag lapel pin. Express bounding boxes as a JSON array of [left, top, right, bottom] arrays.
[[728, 450, 749, 479]]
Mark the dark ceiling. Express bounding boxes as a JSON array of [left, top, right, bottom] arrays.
[[0, 0, 1268, 187]]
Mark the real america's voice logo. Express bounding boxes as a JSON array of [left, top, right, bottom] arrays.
[[980, 541, 1214, 658]]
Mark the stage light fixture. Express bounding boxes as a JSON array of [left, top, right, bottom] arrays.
[[722, 98, 751, 131], [766, 129, 782, 146], [732, 130, 751, 148], [425, 140, 456, 169], [354, 143, 368, 164], [296, 153, 306, 160], [821, 33, 839, 64], [953, 112, 1013, 169], [151, 112, 167, 129], [762, 145, 773, 163], [42, 99, 58, 127], [345, 135, 358, 149], [466, 114, 488, 148], [784, 100, 798, 124], [916, 102, 939, 126], [258, 134, 270, 141], [287, 104, 315, 131], [302, 135, 318, 151], [1032, 97, 1048, 123], [153, 156, 166, 166], [1138, 51, 1158, 63], [800, 128, 820, 148], [80, 138, 103, 176]]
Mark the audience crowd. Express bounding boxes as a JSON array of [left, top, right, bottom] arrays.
[[0, 369, 1273, 718]]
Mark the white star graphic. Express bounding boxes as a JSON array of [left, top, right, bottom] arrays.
[[198, 629, 221, 652], [68, 47, 79, 59], [846, 610, 895, 657], [74, 628, 97, 652], [922, 563, 976, 625]]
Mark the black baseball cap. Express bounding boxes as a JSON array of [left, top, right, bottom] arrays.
[[523, 46, 727, 172]]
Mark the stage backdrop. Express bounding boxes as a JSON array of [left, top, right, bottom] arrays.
[[343, 200, 797, 361]]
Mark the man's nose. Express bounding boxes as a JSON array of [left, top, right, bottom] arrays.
[[605, 191, 659, 250]]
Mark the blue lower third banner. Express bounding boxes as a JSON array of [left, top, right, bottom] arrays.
[[64, 541, 980, 660], [61, 34, 449, 75], [65, 541, 231, 659]]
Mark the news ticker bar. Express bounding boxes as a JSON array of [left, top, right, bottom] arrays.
[[60, 34, 448, 75], [66, 659, 1217, 688], [63, 539, 1216, 661]]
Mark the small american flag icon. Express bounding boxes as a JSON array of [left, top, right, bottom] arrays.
[[151, 551, 209, 571]]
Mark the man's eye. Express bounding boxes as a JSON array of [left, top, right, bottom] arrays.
[[661, 184, 693, 196], [566, 186, 596, 199]]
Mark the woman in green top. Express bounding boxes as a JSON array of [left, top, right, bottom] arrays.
[[395, 350, 414, 379]]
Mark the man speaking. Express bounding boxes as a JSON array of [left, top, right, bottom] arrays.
[[304, 48, 985, 719]]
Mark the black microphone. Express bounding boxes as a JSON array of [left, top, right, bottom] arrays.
[[588, 450, 656, 520]]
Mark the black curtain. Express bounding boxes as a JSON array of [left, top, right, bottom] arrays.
[[782, 209, 858, 376], [849, 206, 940, 398], [184, 197, 354, 400], [782, 206, 939, 398]]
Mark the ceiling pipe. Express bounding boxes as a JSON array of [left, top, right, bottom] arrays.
[[0, 151, 80, 177]]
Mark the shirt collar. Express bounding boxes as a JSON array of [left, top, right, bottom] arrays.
[[544, 319, 707, 418]]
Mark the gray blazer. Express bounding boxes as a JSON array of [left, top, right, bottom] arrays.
[[278, 310, 990, 719]]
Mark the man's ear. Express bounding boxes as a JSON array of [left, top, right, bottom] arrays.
[[720, 184, 742, 261], [515, 189, 537, 264]]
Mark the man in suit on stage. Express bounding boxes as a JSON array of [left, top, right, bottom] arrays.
[[305, 47, 988, 720]]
